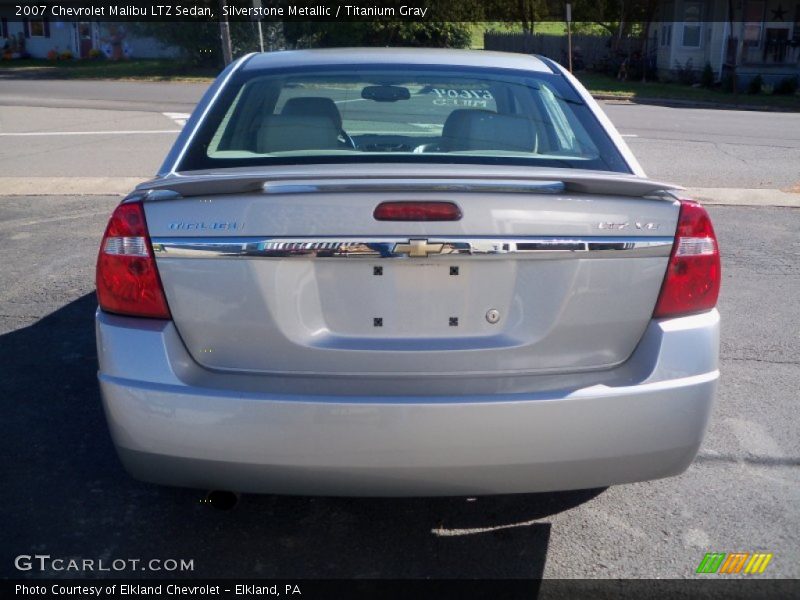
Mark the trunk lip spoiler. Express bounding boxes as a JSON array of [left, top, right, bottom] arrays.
[[261, 179, 568, 195], [136, 167, 683, 200]]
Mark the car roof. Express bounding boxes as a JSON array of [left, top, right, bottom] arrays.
[[241, 48, 554, 73]]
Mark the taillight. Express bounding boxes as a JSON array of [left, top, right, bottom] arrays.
[[374, 201, 462, 221], [96, 200, 170, 319], [653, 200, 721, 318]]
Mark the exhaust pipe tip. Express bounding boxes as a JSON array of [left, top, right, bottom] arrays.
[[204, 490, 239, 511]]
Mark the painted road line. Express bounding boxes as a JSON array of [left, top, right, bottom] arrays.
[[162, 112, 191, 127], [0, 130, 180, 137], [432, 517, 540, 537]]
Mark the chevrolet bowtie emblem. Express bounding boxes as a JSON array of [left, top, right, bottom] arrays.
[[393, 239, 444, 257]]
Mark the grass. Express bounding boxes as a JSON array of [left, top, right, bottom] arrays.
[[471, 22, 609, 48], [0, 58, 217, 82], [577, 72, 800, 111]]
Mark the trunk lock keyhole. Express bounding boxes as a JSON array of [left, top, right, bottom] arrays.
[[486, 309, 500, 324]]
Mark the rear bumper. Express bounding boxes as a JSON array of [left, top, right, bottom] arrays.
[[97, 309, 719, 496]]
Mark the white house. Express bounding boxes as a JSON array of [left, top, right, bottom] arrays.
[[653, 0, 800, 86], [0, 19, 177, 59]]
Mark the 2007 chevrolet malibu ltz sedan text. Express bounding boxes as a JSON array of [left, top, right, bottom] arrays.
[[95, 49, 721, 496]]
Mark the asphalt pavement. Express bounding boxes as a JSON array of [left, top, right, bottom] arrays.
[[0, 197, 797, 579], [602, 101, 800, 191], [0, 79, 203, 112], [0, 76, 798, 582]]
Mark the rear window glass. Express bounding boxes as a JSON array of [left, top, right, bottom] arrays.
[[180, 65, 630, 173]]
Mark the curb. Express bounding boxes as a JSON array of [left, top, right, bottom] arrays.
[[0, 68, 215, 83], [592, 93, 800, 113], [0, 177, 142, 196], [685, 187, 800, 208], [1, 178, 798, 208]]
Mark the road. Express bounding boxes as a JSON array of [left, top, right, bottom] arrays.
[[1, 79, 799, 195], [0, 78, 798, 581], [603, 101, 800, 190], [0, 79, 202, 112]]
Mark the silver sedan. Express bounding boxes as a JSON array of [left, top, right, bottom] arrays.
[[96, 49, 721, 496]]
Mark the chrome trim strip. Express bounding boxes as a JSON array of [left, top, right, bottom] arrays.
[[151, 236, 674, 260], [263, 179, 566, 195]]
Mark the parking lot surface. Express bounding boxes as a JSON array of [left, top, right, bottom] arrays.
[[1, 196, 797, 579]]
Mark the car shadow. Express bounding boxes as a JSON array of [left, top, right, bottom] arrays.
[[0, 293, 605, 579]]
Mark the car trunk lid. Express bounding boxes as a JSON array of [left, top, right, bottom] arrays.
[[143, 166, 680, 377]]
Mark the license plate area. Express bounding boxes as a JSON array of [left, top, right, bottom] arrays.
[[314, 260, 515, 337]]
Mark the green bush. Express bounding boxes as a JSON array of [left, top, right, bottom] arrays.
[[747, 74, 763, 95], [701, 63, 714, 88], [674, 59, 695, 85], [721, 73, 734, 93], [773, 76, 798, 95]]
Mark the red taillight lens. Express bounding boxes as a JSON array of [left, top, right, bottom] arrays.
[[96, 200, 170, 319], [653, 200, 721, 318], [374, 201, 462, 221]]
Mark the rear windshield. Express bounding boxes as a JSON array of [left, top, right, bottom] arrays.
[[179, 64, 630, 173]]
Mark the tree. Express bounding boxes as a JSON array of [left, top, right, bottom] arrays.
[[218, 0, 233, 65], [135, 19, 472, 65], [638, 0, 659, 81], [282, 22, 473, 49], [131, 21, 260, 67], [517, 0, 548, 34], [727, 0, 739, 95]]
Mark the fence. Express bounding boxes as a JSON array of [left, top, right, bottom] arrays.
[[483, 31, 646, 74]]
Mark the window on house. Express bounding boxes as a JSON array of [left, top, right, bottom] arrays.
[[793, 5, 800, 41], [661, 24, 672, 46], [28, 18, 49, 37], [743, 0, 765, 47], [662, 2, 674, 47], [1, 17, 8, 39], [681, 2, 703, 47]]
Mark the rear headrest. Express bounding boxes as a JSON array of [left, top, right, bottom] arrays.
[[442, 109, 537, 153], [257, 115, 340, 153], [281, 97, 343, 130]]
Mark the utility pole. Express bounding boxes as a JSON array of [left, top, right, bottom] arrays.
[[256, 21, 265, 53], [566, 3, 573, 73], [253, 0, 264, 52], [218, 0, 233, 65]]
